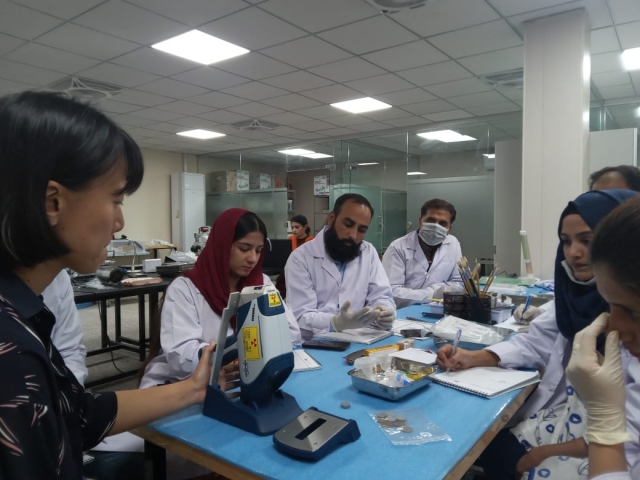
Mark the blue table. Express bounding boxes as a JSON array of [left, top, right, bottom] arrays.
[[134, 306, 535, 480]]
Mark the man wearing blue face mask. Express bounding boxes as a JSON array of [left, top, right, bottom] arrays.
[[382, 199, 464, 308]]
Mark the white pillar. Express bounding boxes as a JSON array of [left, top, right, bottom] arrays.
[[521, 9, 591, 280]]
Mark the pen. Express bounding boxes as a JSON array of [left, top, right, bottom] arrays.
[[522, 295, 532, 314], [447, 328, 462, 373], [528, 468, 535, 480]]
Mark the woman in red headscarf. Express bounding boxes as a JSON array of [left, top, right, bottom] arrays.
[[140, 208, 301, 389]]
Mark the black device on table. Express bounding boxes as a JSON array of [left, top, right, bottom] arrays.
[[302, 339, 351, 351], [262, 239, 293, 276]]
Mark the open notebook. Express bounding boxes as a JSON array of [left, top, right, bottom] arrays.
[[316, 327, 392, 345], [429, 366, 540, 398]]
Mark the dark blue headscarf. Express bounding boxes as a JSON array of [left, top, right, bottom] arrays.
[[555, 189, 638, 344]]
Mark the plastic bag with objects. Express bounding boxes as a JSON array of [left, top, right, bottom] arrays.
[[432, 315, 507, 346], [369, 408, 451, 446]]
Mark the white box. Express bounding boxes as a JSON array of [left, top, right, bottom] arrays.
[[143, 258, 162, 273], [250, 173, 273, 190]]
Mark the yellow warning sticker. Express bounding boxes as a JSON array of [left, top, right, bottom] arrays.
[[268, 293, 281, 307], [242, 326, 261, 360]]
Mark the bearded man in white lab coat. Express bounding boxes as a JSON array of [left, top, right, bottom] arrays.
[[285, 193, 396, 341], [382, 198, 463, 308]]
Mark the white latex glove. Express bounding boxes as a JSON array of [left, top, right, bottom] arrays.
[[513, 304, 543, 325], [373, 306, 395, 330], [566, 313, 633, 445], [432, 286, 446, 300], [331, 301, 380, 332]]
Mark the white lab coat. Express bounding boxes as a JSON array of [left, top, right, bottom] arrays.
[[140, 274, 301, 389], [486, 301, 570, 424], [43, 270, 88, 386], [285, 226, 395, 341], [382, 231, 463, 308]]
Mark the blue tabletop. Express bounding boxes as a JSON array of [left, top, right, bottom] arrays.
[[147, 305, 526, 480]]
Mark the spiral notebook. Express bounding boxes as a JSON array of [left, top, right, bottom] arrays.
[[429, 367, 540, 398]]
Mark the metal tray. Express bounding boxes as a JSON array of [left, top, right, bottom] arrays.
[[348, 359, 438, 401]]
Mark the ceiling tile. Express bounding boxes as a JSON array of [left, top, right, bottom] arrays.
[[80, 63, 161, 88], [227, 102, 284, 117], [598, 84, 636, 99], [0, 78, 32, 95], [0, 58, 65, 86], [592, 71, 631, 88], [261, 0, 375, 33], [127, 127, 168, 137], [374, 88, 437, 106], [392, 0, 500, 37], [261, 36, 352, 69], [130, 108, 185, 121], [0, 32, 26, 56], [196, 110, 251, 124], [156, 100, 213, 115], [0, 1, 62, 40], [384, 116, 430, 127], [617, 21, 640, 49], [112, 89, 174, 107], [426, 78, 493, 98], [293, 105, 342, 119], [137, 78, 209, 99], [172, 67, 250, 90], [315, 127, 358, 137], [269, 125, 304, 136], [351, 122, 392, 132], [591, 51, 624, 75], [402, 99, 458, 115], [187, 91, 250, 109], [361, 107, 413, 122], [317, 16, 419, 55], [126, 0, 247, 27], [262, 70, 334, 92], [215, 53, 296, 80], [397, 61, 473, 86], [258, 111, 313, 126], [111, 48, 199, 76], [609, 0, 640, 24], [220, 82, 289, 101], [423, 110, 474, 122], [345, 74, 415, 96], [199, 8, 306, 50], [144, 122, 189, 134], [96, 99, 145, 114], [11, 0, 104, 20], [465, 101, 520, 116], [429, 20, 522, 59], [508, 0, 613, 31], [361, 40, 449, 72], [457, 46, 523, 76], [73, 0, 188, 45], [591, 27, 620, 55], [113, 114, 158, 127], [5, 42, 100, 74], [308, 57, 385, 83], [170, 116, 220, 129], [262, 94, 321, 110], [447, 90, 509, 108], [287, 132, 326, 141], [321, 115, 372, 127], [299, 84, 362, 103], [496, 87, 523, 100], [630, 71, 640, 91], [489, 0, 574, 16], [36, 24, 139, 61], [295, 119, 340, 132]]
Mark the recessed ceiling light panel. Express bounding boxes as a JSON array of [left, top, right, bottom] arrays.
[[153, 30, 249, 65], [331, 97, 392, 114]]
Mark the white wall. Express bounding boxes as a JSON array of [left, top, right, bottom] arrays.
[[589, 128, 638, 172], [120, 148, 197, 243]]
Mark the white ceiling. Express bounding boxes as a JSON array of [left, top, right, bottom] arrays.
[[0, 0, 639, 156]]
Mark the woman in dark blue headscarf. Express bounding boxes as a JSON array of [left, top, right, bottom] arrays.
[[437, 188, 638, 480]]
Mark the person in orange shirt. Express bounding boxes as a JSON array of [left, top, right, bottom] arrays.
[[289, 215, 314, 250]]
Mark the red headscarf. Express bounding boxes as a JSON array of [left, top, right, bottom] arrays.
[[184, 208, 266, 325]]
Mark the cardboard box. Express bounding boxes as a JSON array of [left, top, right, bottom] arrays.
[[207, 170, 250, 192], [250, 173, 273, 190]]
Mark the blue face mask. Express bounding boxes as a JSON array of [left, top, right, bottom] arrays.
[[419, 222, 448, 246]]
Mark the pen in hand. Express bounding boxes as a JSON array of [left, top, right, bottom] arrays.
[[522, 295, 532, 314], [446, 328, 462, 373]]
